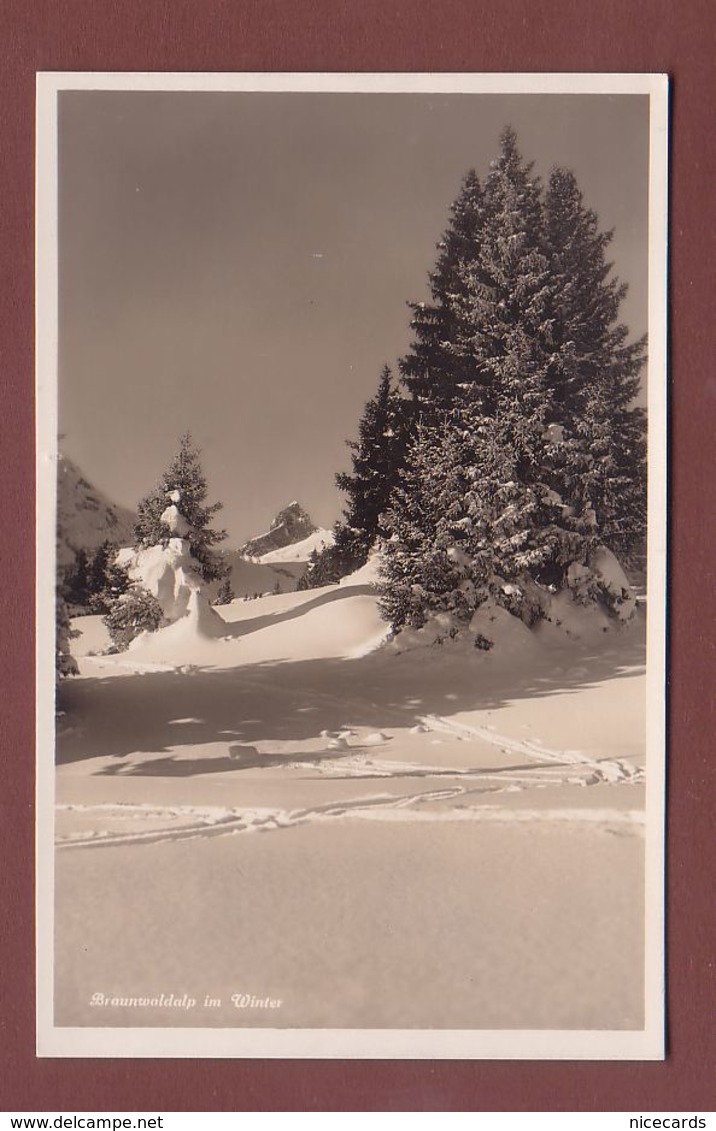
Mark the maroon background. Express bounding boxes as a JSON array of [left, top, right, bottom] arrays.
[[1, 0, 714, 1113]]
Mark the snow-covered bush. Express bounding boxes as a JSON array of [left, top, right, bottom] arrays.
[[103, 586, 164, 651]]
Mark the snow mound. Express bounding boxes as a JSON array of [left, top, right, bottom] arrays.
[[541, 548, 636, 639], [117, 538, 226, 657], [130, 586, 226, 655], [583, 546, 636, 623], [388, 599, 540, 657], [386, 554, 637, 656]]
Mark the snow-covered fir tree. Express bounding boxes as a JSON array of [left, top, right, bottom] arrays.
[[333, 365, 412, 565], [134, 433, 228, 583], [378, 129, 646, 635], [379, 410, 494, 631], [545, 167, 647, 563], [297, 534, 350, 590], [300, 366, 412, 588], [400, 130, 579, 591]]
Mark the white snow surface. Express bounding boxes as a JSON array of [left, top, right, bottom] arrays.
[[57, 562, 648, 1031]]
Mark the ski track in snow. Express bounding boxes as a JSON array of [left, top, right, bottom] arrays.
[[201, 668, 643, 790], [56, 794, 645, 851], [58, 639, 645, 850], [417, 713, 643, 785], [56, 707, 644, 851]]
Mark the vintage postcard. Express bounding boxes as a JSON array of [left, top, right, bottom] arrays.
[[36, 72, 668, 1058]]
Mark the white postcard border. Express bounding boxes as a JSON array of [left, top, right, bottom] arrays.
[[35, 70, 669, 1060]]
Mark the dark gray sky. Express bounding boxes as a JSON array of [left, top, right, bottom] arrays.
[[58, 90, 649, 544]]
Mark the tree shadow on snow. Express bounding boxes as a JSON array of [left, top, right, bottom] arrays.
[[55, 626, 646, 767], [95, 743, 364, 777]]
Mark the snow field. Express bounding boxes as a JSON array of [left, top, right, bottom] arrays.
[[56, 568, 648, 1030], [55, 819, 644, 1030]]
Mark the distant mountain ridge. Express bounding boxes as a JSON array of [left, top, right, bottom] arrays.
[[240, 501, 316, 559], [57, 454, 137, 568]]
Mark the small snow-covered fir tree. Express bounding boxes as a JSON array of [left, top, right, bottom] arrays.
[[134, 433, 228, 582], [297, 538, 342, 590], [213, 575, 235, 606]]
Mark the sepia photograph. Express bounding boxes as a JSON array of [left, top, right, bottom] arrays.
[[36, 73, 668, 1059]]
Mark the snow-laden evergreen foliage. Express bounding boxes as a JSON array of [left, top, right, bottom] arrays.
[[134, 433, 227, 583], [64, 541, 132, 613], [333, 365, 412, 568], [545, 167, 647, 563], [297, 533, 348, 590], [400, 170, 487, 410], [84, 541, 131, 613], [379, 409, 494, 630], [376, 128, 647, 635], [300, 366, 412, 588]]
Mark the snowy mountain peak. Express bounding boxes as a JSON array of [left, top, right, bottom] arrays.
[[241, 501, 317, 558]]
